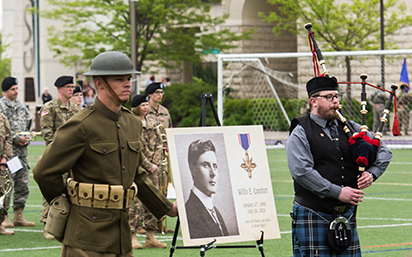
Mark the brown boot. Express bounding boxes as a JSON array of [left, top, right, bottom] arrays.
[[0, 225, 14, 235], [145, 229, 167, 248], [131, 232, 143, 249], [135, 226, 146, 234], [155, 220, 174, 234], [2, 215, 14, 228], [43, 223, 55, 240], [13, 209, 35, 227]]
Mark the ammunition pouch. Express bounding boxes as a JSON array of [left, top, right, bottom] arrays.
[[67, 179, 137, 210], [326, 216, 352, 252], [46, 195, 70, 241]]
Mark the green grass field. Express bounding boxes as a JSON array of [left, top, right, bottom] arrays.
[[0, 142, 411, 256]]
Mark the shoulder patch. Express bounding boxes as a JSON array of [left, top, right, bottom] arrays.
[[41, 110, 49, 117]]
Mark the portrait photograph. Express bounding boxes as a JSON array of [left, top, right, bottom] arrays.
[[167, 125, 281, 246]]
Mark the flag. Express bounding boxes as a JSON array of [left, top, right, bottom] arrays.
[[399, 57, 410, 93]]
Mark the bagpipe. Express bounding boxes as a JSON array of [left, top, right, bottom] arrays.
[[305, 23, 399, 174]]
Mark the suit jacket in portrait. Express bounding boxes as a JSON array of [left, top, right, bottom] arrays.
[[185, 190, 229, 239]]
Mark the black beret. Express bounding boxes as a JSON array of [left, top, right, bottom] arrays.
[[2, 77, 18, 92], [54, 75, 74, 87], [73, 86, 82, 94], [145, 82, 164, 95], [306, 76, 338, 97], [400, 84, 406, 90], [131, 94, 149, 108]]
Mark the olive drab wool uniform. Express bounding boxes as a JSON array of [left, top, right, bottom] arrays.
[[33, 98, 172, 254], [0, 96, 31, 211], [39, 97, 81, 224], [397, 90, 412, 134], [370, 90, 388, 132]]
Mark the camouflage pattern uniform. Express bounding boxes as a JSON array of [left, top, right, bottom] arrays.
[[397, 90, 412, 134], [0, 113, 13, 223], [129, 117, 166, 231], [0, 96, 31, 211], [370, 90, 388, 133], [39, 97, 81, 223]]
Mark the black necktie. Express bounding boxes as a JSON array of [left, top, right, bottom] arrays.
[[327, 120, 340, 149]]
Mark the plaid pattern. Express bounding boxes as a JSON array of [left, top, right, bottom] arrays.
[[292, 202, 361, 257]]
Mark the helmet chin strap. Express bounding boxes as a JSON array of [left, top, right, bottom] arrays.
[[98, 76, 125, 104]]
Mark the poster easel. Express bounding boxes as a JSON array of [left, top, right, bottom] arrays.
[[168, 93, 266, 257]]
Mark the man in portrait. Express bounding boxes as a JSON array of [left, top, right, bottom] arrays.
[[184, 139, 229, 239]]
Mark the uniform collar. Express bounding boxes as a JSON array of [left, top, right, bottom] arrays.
[[92, 97, 121, 121], [310, 113, 336, 128]]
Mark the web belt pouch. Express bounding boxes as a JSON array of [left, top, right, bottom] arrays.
[[46, 195, 70, 239], [78, 183, 93, 207], [67, 179, 79, 205], [326, 216, 352, 252], [93, 184, 109, 208], [125, 182, 138, 208], [108, 185, 124, 209]]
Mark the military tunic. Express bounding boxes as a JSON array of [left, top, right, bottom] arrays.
[[40, 97, 82, 146], [146, 103, 172, 129], [0, 113, 12, 223], [33, 97, 172, 255], [39, 97, 81, 223], [0, 96, 31, 211]]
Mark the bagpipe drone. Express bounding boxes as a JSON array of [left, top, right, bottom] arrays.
[[305, 23, 399, 174]]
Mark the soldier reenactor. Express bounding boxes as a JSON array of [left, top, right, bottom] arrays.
[[397, 84, 412, 135], [39, 75, 82, 239], [0, 77, 35, 228], [33, 51, 177, 256], [0, 113, 14, 235]]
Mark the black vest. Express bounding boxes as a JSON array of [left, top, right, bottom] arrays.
[[290, 115, 358, 213]]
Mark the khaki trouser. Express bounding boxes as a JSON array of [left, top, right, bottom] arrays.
[[61, 245, 134, 257]]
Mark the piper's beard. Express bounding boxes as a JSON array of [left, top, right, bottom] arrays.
[[318, 105, 339, 120]]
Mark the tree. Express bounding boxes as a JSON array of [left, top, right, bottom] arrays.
[[0, 32, 11, 90], [259, 0, 412, 112], [42, 0, 253, 73]]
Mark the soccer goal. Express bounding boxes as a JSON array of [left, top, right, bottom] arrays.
[[217, 49, 412, 139]]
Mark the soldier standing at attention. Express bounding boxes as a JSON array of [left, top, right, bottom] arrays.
[[33, 51, 177, 256], [0, 112, 14, 235], [397, 84, 412, 135], [370, 84, 389, 134], [145, 82, 173, 233], [0, 77, 35, 229], [39, 75, 82, 239]]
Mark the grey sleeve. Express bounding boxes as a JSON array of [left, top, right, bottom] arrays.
[[286, 125, 342, 199]]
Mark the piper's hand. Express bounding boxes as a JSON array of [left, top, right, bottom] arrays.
[[338, 187, 364, 206], [358, 171, 374, 189], [166, 201, 178, 217]]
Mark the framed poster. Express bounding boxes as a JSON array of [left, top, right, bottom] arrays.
[[166, 125, 281, 246]]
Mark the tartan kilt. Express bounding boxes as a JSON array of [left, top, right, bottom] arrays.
[[292, 202, 361, 257]]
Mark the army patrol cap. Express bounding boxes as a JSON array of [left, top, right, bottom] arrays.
[[145, 82, 164, 95], [55, 76, 74, 87], [306, 76, 338, 97], [131, 94, 149, 108], [2, 76, 18, 92], [73, 86, 82, 94], [83, 51, 141, 76]]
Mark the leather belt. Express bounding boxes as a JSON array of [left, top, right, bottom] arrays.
[[294, 196, 352, 214]]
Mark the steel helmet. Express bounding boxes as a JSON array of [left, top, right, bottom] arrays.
[[83, 51, 140, 76]]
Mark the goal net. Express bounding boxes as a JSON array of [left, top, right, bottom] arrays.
[[217, 50, 412, 141]]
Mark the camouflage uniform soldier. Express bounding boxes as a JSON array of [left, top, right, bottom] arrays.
[[0, 113, 14, 235], [39, 75, 81, 239], [33, 51, 177, 256], [370, 84, 389, 134], [129, 94, 168, 249], [397, 84, 412, 135], [0, 77, 35, 228], [145, 82, 173, 234]]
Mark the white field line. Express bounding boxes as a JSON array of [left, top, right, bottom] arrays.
[[0, 246, 62, 252]]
